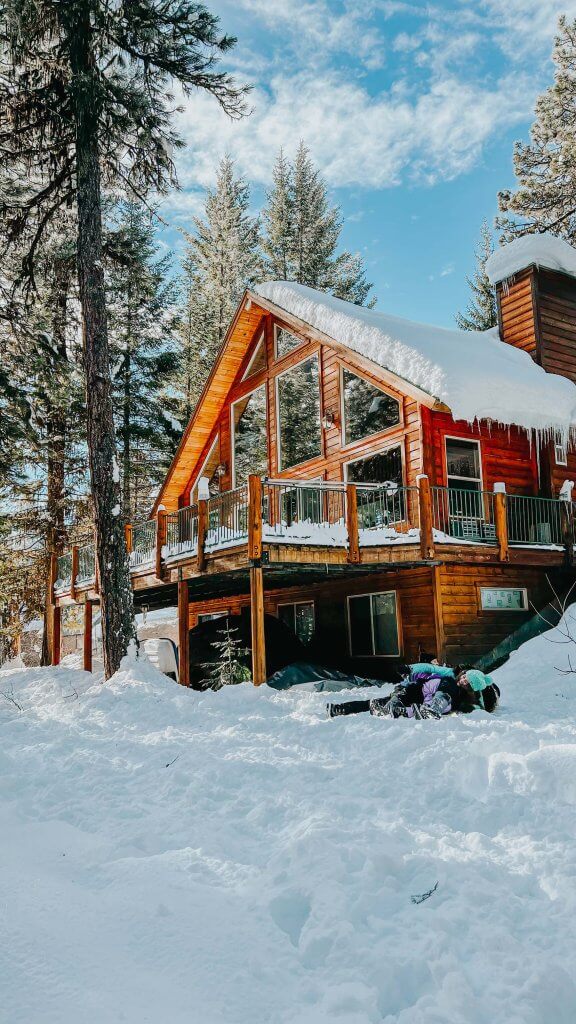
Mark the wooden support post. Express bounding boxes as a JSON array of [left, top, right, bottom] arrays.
[[83, 600, 93, 673], [155, 510, 167, 579], [493, 486, 509, 562], [248, 475, 263, 561], [346, 483, 360, 564], [52, 604, 61, 666], [432, 565, 446, 664], [417, 475, 434, 559], [178, 579, 190, 687], [124, 523, 133, 554], [197, 499, 208, 572], [70, 544, 79, 602], [250, 565, 266, 686]]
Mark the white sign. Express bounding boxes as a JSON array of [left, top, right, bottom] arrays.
[[480, 588, 527, 611]]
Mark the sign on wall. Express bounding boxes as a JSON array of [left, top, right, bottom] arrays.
[[480, 587, 528, 612], [62, 604, 84, 636]]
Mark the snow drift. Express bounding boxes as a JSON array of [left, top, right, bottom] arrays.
[[2, 625, 576, 1023], [254, 280, 576, 436]]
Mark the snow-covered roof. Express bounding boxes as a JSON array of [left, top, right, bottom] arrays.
[[486, 232, 576, 285], [254, 280, 576, 435]]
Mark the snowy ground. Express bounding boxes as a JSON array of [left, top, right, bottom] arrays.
[[2, 623, 576, 1023]]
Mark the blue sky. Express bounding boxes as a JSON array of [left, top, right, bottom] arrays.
[[162, 0, 576, 328]]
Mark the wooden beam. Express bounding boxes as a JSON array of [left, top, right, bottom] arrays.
[[248, 475, 263, 562], [155, 511, 167, 579], [52, 604, 61, 666], [250, 565, 266, 685], [70, 545, 79, 602], [124, 523, 133, 554], [494, 490, 509, 562], [197, 499, 208, 571], [432, 566, 446, 663], [417, 475, 435, 559], [346, 484, 360, 564], [83, 600, 93, 673], [177, 580, 190, 687]]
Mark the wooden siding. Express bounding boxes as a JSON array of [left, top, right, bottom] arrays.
[[496, 268, 539, 355], [437, 564, 553, 665], [422, 407, 539, 495]]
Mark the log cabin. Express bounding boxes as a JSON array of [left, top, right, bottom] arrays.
[[53, 233, 576, 685]]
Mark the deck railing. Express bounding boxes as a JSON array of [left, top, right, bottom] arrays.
[[56, 551, 73, 589], [205, 485, 249, 550], [164, 505, 198, 558], [506, 494, 565, 547], [130, 519, 157, 567], [76, 541, 95, 584], [262, 479, 347, 544], [357, 484, 419, 542], [431, 486, 497, 544]]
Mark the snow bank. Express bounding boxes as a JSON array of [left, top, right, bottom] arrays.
[[3, 625, 576, 1023], [486, 231, 576, 285], [255, 280, 576, 435]]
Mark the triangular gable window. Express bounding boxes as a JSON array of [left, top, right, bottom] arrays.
[[241, 331, 266, 381], [341, 368, 400, 446]]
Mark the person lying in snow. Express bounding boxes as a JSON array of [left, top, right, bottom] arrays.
[[327, 664, 500, 719]]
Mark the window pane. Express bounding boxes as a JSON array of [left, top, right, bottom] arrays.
[[342, 369, 400, 445], [233, 386, 268, 485], [278, 605, 295, 632], [191, 435, 220, 503], [242, 332, 266, 380], [446, 439, 480, 480], [276, 326, 303, 359], [348, 595, 373, 656], [371, 593, 399, 656], [278, 357, 321, 469], [294, 603, 315, 645], [346, 448, 403, 485]]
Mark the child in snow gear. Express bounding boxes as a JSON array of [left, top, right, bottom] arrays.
[[327, 664, 499, 719]]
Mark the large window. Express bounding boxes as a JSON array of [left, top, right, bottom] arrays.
[[278, 601, 315, 645], [342, 369, 400, 445], [347, 591, 400, 657], [277, 356, 322, 470], [275, 325, 304, 359], [241, 331, 266, 381], [232, 385, 268, 486], [191, 435, 220, 503], [345, 446, 403, 486]]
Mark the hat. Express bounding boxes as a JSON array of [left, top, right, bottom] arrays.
[[466, 669, 492, 693]]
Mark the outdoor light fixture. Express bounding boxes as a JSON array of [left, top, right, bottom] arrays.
[[215, 462, 227, 477], [321, 409, 337, 430]]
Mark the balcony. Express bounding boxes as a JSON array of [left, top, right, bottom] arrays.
[[53, 477, 576, 597]]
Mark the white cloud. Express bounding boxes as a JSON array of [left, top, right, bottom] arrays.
[[479, 0, 576, 55], [176, 68, 533, 191]]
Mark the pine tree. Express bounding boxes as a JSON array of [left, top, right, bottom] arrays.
[[178, 156, 261, 414], [0, 1, 247, 676], [498, 16, 576, 241], [455, 221, 498, 331], [262, 143, 373, 305], [202, 620, 251, 689], [107, 203, 181, 520]]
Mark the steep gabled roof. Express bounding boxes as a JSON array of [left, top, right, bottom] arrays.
[[255, 281, 576, 436]]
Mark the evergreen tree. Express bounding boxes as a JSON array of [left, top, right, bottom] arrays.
[[455, 221, 498, 331], [107, 203, 181, 520], [0, 1, 247, 676], [498, 17, 576, 241], [202, 620, 251, 689], [262, 143, 373, 305], [178, 156, 261, 415]]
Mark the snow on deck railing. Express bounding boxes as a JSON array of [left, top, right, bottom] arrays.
[[357, 484, 419, 546], [130, 520, 157, 568], [164, 506, 198, 559], [262, 478, 347, 546], [205, 485, 248, 550]]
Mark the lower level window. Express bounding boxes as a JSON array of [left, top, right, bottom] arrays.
[[198, 611, 230, 623], [347, 591, 400, 657], [278, 601, 315, 645], [479, 588, 527, 611]]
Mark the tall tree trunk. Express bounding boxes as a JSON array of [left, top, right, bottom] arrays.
[[70, 16, 135, 677], [41, 260, 70, 666]]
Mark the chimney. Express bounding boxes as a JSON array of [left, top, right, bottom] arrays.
[[487, 233, 576, 386]]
